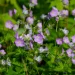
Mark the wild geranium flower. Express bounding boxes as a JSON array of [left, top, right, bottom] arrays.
[[63, 0, 69, 5], [49, 7, 58, 17], [33, 33, 44, 44], [13, 9, 17, 14], [37, 22, 42, 32], [15, 33, 19, 39], [29, 41, 33, 49], [72, 58, 75, 64], [29, 10, 33, 17], [26, 17, 34, 25], [63, 36, 70, 44], [9, 9, 17, 17], [37, 22, 42, 29], [0, 49, 6, 55], [56, 17, 59, 22], [66, 48, 72, 57], [71, 53, 75, 58], [15, 38, 25, 47], [9, 10, 13, 17], [5, 21, 13, 29], [60, 10, 68, 17], [72, 35, 75, 43], [72, 9, 75, 16], [56, 38, 63, 45], [30, 0, 37, 5]]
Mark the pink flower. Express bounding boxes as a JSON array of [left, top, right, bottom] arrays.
[[37, 22, 42, 29], [0, 49, 6, 55], [72, 35, 75, 43], [49, 7, 59, 17], [15, 38, 25, 47], [60, 10, 68, 17], [33, 33, 44, 44], [5, 21, 13, 29], [9, 10, 13, 17], [56, 38, 63, 45], [15, 33, 19, 39], [30, 41, 33, 49], [26, 17, 34, 25], [63, 36, 70, 44], [30, 0, 38, 5], [9, 9, 17, 17], [63, 0, 69, 5], [72, 9, 75, 16], [72, 58, 75, 64], [66, 48, 72, 57]]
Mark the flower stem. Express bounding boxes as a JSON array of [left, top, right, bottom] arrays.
[[22, 58, 28, 75], [56, 21, 58, 32]]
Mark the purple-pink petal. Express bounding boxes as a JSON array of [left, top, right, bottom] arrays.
[[33, 33, 44, 44], [72, 58, 75, 64], [5, 21, 13, 29], [72, 9, 75, 16], [72, 35, 75, 43], [30, 0, 38, 5], [66, 48, 72, 57], [0, 49, 6, 55], [15, 38, 25, 47], [63, 36, 70, 44], [56, 38, 63, 45], [60, 10, 68, 17], [26, 17, 34, 25], [49, 7, 58, 17]]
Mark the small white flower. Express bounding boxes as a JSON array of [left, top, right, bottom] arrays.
[[20, 35, 24, 40], [6, 58, 11, 66], [24, 24, 31, 29], [23, 5, 28, 15], [69, 42, 74, 47], [34, 56, 42, 62], [29, 3, 34, 7], [61, 28, 69, 35], [24, 34, 32, 40], [39, 47, 48, 53], [1, 59, 6, 65], [41, 14, 46, 19], [23, 10, 28, 15], [45, 29, 50, 35], [29, 29, 32, 35]]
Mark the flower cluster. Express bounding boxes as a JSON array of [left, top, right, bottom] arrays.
[[3, 0, 75, 74]]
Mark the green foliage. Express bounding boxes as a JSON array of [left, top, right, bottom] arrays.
[[0, 0, 75, 75]]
